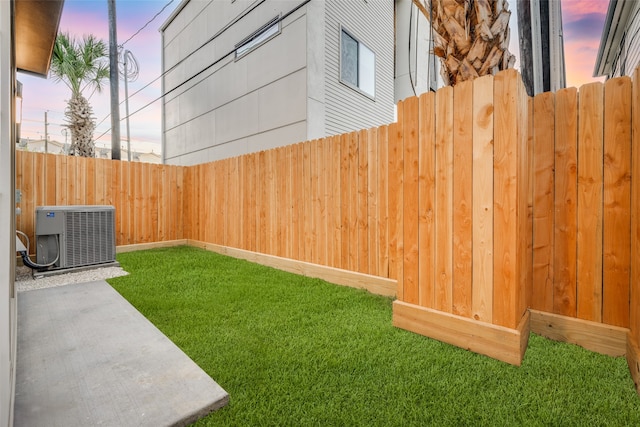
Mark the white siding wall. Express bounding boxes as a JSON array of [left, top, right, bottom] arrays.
[[0, 1, 17, 425], [161, 0, 310, 165], [324, 0, 395, 135], [609, 0, 640, 78]]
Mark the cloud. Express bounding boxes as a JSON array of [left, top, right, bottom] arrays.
[[563, 12, 607, 41]]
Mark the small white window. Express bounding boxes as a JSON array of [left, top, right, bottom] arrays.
[[340, 28, 375, 98], [235, 17, 280, 59]]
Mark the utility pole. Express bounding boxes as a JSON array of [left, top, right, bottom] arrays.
[[44, 111, 48, 154], [108, 0, 121, 160]]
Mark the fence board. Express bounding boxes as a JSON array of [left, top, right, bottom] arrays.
[[632, 69, 640, 338], [554, 87, 578, 317], [377, 126, 389, 278], [532, 92, 555, 313], [417, 92, 436, 308], [577, 82, 604, 322], [603, 76, 632, 328], [403, 96, 420, 304], [435, 86, 454, 313], [453, 80, 473, 317], [358, 129, 369, 274], [367, 128, 378, 276], [472, 75, 494, 323], [493, 70, 519, 328]]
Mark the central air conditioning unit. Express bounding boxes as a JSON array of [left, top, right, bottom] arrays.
[[35, 205, 117, 270]]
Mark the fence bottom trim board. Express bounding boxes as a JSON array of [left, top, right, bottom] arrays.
[[392, 300, 530, 366], [187, 240, 397, 297], [529, 309, 628, 357], [627, 334, 640, 395], [116, 240, 189, 254]]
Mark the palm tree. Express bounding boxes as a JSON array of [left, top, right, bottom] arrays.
[[412, 0, 515, 86], [50, 32, 109, 157]]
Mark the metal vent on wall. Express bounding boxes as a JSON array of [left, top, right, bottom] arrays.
[[36, 205, 116, 270]]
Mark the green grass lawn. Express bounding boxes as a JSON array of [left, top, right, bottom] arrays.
[[108, 246, 640, 426]]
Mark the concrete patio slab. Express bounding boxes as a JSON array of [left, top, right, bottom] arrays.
[[14, 281, 228, 426]]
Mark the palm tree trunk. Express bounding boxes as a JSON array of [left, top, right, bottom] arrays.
[[66, 94, 96, 158], [413, 0, 515, 86]]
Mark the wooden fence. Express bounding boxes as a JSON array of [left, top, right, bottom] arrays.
[[13, 69, 640, 375], [15, 152, 187, 248]]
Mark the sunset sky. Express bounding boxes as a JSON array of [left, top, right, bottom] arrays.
[[17, 0, 611, 155]]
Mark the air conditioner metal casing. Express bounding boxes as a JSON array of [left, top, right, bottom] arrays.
[[35, 205, 116, 269]]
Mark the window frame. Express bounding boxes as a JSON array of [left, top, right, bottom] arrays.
[[339, 26, 376, 100], [235, 16, 281, 60]]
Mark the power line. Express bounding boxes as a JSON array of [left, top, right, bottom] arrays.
[[120, 0, 175, 47], [95, 0, 310, 142]]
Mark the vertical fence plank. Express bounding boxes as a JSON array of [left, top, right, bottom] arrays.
[[532, 92, 555, 312], [348, 133, 359, 271], [453, 80, 473, 317], [472, 75, 494, 322], [45, 154, 57, 206], [402, 96, 420, 304], [554, 87, 578, 317], [358, 129, 369, 274], [631, 69, 640, 338], [330, 137, 342, 268], [418, 92, 436, 308], [435, 87, 454, 313], [85, 157, 96, 205], [367, 127, 379, 277], [339, 134, 350, 270], [603, 76, 632, 328], [377, 126, 389, 278], [388, 119, 403, 287], [577, 82, 604, 322], [493, 69, 519, 328]]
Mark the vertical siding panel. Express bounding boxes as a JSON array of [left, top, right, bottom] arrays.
[[554, 87, 578, 317], [472, 75, 494, 322], [434, 87, 454, 313], [418, 92, 436, 308], [532, 92, 555, 312], [603, 76, 632, 327], [452, 80, 473, 317]]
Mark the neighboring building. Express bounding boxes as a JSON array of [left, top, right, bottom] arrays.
[[160, 0, 396, 166], [594, 0, 640, 79], [2, 2, 63, 424], [517, 0, 566, 95]]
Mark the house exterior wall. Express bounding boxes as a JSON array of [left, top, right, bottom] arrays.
[[324, 0, 394, 135], [0, 1, 17, 425], [611, 1, 640, 78], [161, 0, 312, 166], [160, 0, 395, 166]]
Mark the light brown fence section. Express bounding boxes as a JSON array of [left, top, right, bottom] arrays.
[[530, 76, 634, 329], [183, 130, 392, 280], [13, 68, 640, 374], [392, 70, 532, 365], [15, 151, 187, 248]]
